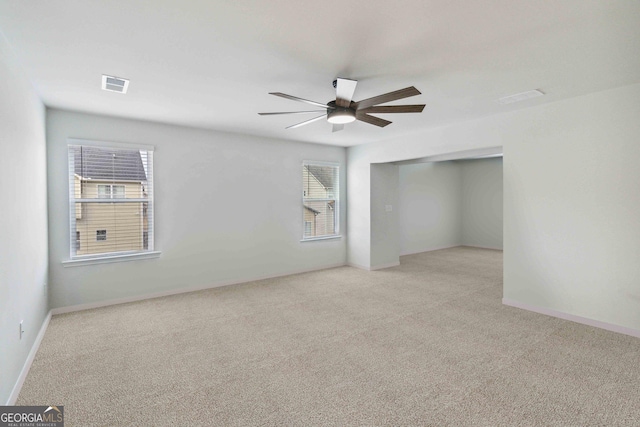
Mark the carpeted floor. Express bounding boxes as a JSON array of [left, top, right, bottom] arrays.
[[17, 247, 640, 426]]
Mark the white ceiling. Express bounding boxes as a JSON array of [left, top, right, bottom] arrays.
[[1, 1, 639, 147]]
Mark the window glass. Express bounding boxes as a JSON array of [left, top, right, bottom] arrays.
[[68, 144, 154, 258], [302, 162, 339, 239]]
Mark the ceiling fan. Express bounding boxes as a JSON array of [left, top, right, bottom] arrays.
[[259, 78, 425, 132]]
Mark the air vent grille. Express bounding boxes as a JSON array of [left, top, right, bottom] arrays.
[[101, 75, 129, 94], [498, 89, 544, 105]]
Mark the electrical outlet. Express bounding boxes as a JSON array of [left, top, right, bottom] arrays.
[[385, 205, 393, 212], [44, 281, 48, 296], [19, 320, 24, 340]]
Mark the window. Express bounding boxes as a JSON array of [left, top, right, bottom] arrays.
[[68, 142, 155, 260], [302, 162, 339, 239], [97, 184, 125, 199]]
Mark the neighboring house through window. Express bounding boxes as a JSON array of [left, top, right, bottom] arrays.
[[302, 162, 339, 239], [68, 141, 154, 259]]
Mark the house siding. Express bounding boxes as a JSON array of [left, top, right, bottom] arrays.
[[75, 180, 147, 255]]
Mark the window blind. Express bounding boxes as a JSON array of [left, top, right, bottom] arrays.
[[68, 144, 154, 258], [303, 162, 339, 239]]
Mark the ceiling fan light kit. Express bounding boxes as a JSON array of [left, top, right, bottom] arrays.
[[326, 103, 356, 124], [260, 78, 425, 132]]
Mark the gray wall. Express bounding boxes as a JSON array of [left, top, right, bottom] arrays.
[[461, 158, 503, 249], [46, 109, 346, 309], [398, 162, 463, 255], [370, 163, 399, 268], [346, 150, 370, 269], [347, 82, 640, 332], [0, 37, 49, 404], [503, 86, 640, 329]]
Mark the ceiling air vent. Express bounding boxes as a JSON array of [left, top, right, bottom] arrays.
[[101, 75, 129, 94], [498, 89, 544, 105]]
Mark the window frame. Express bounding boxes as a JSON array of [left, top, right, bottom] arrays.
[[97, 184, 125, 199], [63, 138, 160, 267], [301, 160, 341, 242]]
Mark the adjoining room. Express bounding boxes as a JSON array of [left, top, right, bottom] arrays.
[[397, 153, 503, 256]]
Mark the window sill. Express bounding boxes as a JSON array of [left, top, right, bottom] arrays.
[[300, 235, 342, 242], [62, 251, 161, 267]]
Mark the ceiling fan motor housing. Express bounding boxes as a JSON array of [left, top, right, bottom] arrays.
[[326, 100, 356, 124]]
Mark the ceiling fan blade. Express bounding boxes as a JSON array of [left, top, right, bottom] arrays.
[[356, 112, 392, 128], [269, 92, 332, 109], [286, 114, 326, 129], [335, 78, 358, 108], [332, 124, 344, 133], [354, 86, 421, 110], [259, 110, 326, 116], [358, 104, 425, 114]]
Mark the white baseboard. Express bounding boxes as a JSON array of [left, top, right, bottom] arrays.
[[347, 262, 367, 270], [461, 244, 503, 251], [347, 261, 400, 271], [51, 262, 347, 315], [400, 245, 503, 257], [400, 245, 460, 257], [7, 310, 52, 405], [502, 298, 640, 339], [370, 261, 400, 271]]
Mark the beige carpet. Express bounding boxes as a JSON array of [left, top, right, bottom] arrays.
[[17, 247, 640, 426]]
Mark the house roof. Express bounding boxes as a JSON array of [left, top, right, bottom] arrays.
[[305, 165, 336, 190], [73, 146, 147, 182], [303, 205, 320, 215]]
